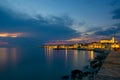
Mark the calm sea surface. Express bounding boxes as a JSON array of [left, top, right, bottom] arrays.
[[0, 46, 98, 80]]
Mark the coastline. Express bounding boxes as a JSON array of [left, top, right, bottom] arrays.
[[95, 51, 120, 80]]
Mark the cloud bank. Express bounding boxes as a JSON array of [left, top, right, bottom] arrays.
[[0, 7, 79, 40]]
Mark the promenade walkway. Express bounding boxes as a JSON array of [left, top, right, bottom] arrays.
[[95, 51, 120, 80]]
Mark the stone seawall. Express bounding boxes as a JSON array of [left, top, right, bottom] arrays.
[[95, 51, 120, 80]]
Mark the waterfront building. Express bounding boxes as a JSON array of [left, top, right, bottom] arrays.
[[44, 40, 79, 49], [88, 42, 105, 49], [100, 36, 115, 44], [44, 44, 78, 49], [111, 43, 120, 49], [44, 36, 120, 50]]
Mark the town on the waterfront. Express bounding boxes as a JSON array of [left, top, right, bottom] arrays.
[[44, 36, 120, 51]]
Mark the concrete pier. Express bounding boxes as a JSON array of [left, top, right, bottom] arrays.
[[95, 51, 120, 80]]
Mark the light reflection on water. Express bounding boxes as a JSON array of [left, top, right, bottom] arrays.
[[0, 47, 17, 68], [0, 48, 7, 67], [44, 48, 96, 70], [89, 50, 94, 60], [44, 47, 53, 65], [11, 48, 17, 64], [0, 47, 97, 80]]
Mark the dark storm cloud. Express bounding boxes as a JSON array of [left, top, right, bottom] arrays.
[[95, 26, 120, 36], [111, 0, 120, 19], [94, 5, 120, 36], [94, 13, 120, 36], [110, 0, 120, 6], [112, 8, 120, 19], [93, 0, 120, 37], [0, 7, 79, 40]]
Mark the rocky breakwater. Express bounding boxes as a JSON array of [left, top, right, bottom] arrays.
[[95, 50, 120, 80]]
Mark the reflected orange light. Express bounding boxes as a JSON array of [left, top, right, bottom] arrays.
[[11, 48, 17, 64], [90, 51, 94, 60], [65, 49, 68, 63], [73, 50, 78, 65], [0, 48, 7, 67], [44, 48, 53, 67]]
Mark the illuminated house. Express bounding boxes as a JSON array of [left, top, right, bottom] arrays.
[[44, 40, 79, 49], [100, 36, 115, 44], [88, 42, 105, 49], [111, 43, 120, 49]]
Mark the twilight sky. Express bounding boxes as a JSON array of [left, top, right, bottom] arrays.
[[0, 0, 120, 41]]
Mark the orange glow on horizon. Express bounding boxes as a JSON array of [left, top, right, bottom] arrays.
[[11, 35, 17, 38], [0, 33, 8, 37], [0, 33, 22, 38]]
